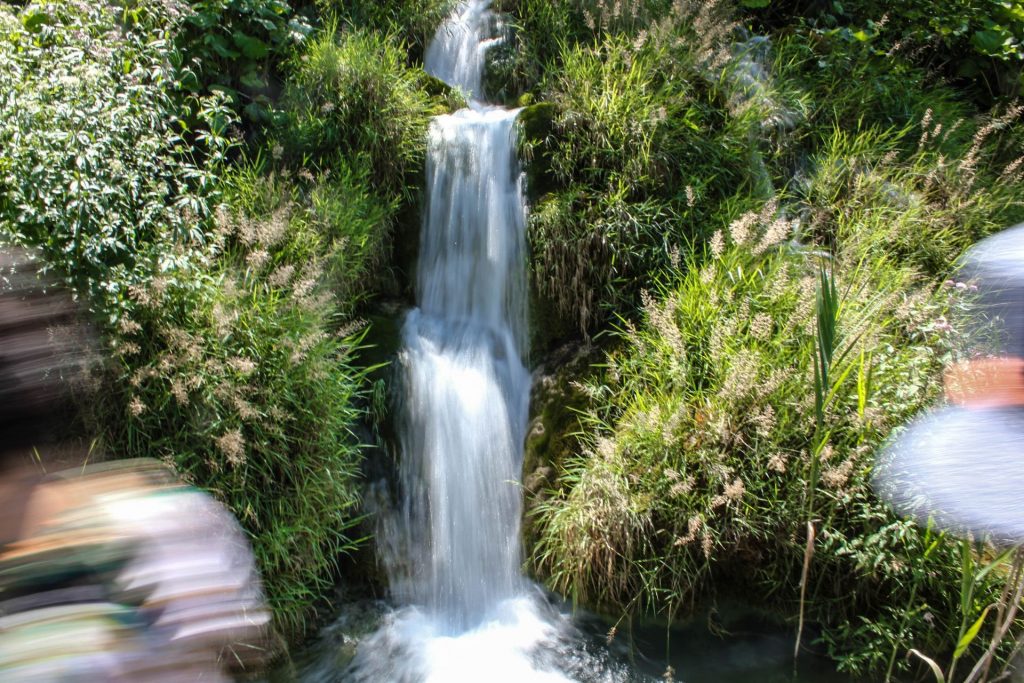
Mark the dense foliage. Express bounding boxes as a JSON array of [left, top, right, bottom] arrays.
[[508, 0, 1024, 678], [3, 0, 1024, 676], [0, 0, 450, 634]]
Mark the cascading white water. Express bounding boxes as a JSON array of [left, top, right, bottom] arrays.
[[347, 3, 581, 681]]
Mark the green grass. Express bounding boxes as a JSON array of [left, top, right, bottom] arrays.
[[511, 0, 1024, 677], [280, 22, 449, 201]]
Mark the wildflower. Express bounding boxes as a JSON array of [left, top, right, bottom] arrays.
[[755, 218, 792, 254], [701, 533, 713, 559], [918, 108, 933, 149], [128, 283, 155, 308], [271, 143, 284, 160], [216, 428, 246, 467], [822, 458, 854, 489], [150, 276, 168, 298], [709, 230, 725, 258], [685, 185, 696, 208], [214, 204, 233, 235], [669, 475, 695, 498], [1000, 155, 1024, 183], [247, 249, 270, 270], [171, 378, 189, 406], [668, 245, 681, 269], [728, 212, 757, 246], [238, 218, 259, 246], [233, 396, 257, 421], [643, 291, 684, 358], [750, 404, 775, 437], [258, 207, 289, 247], [119, 341, 141, 356], [118, 317, 142, 335], [129, 396, 146, 416], [719, 350, 759, 402], [228, 356, 257, 375], [767, 452, 787, 473], [750, 313, 773, 341], [269, 264, 295, 288], [724, 477, 745, 501], [687, 515, 702, 537], [320, 101, 335, 114]]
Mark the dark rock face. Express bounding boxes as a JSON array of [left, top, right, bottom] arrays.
[[520, 342, 602, 554]]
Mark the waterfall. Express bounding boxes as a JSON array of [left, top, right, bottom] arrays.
[[347, 2, 581, 681]]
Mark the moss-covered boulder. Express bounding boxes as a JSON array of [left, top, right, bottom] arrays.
[[515, 102, 559, 203], [521, 343, 603, 555]]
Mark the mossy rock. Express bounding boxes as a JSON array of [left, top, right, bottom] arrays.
[[528, 275, 578, 359], [520, 343, 603, 554], [515, 101, 559, 203], [421, 72, 467, 112]]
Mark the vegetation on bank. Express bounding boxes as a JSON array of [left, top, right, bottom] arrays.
[[506, 0, 1024, 678], [2, 0, 1024, 678], [0, 0, 452, 633]]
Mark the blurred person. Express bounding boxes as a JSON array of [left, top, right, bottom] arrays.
[[875, 224, 1024, 543], [0, 244, 271, 681]]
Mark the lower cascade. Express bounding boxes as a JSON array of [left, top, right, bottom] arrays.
[[347, 2, 601, 681]]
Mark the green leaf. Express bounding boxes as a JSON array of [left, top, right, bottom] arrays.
[[954, 604, 994, 659], [740, 0, 771, 7], [20, 9, 51, 33], [206, 34, 239, 59], [232, 32, 270, 59], [239, 70, 267, 90], [972, 29, 1008, 56]]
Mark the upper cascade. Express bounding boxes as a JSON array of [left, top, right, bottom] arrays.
[[424, 0, 503, 101]]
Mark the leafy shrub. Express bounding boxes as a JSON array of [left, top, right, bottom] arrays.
[[518, 3, 756, 338], [528, 116, 1024, 675], [223, 157, 399, 313], [101, 256, 367, 634], [531, 206, 990, 676], [327, 0, 456, 58], [281, 24, 446, 199], [0, 0, 375, 633], [152, 0, 313, 123], [750, 0, 1024, 100], [0, 0, 229, 316]]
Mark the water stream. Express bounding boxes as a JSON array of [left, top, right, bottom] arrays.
[[345, 2, 583, 680], [287, 4, 860, 681]]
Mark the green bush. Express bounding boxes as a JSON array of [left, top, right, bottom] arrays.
[[222, 156, 399, 313], [519, 4, 755, 337], [101, 257, 367, 635], [0, 0, 376, 634], [530, 207, 995, 677], [748, 0, 1024, 100], [328, 0, 456, 58], [281, 24, 447, 199], [528, 117, 1024, 675], [0, 0, 229, 317], [169, 0, 312, 122]]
